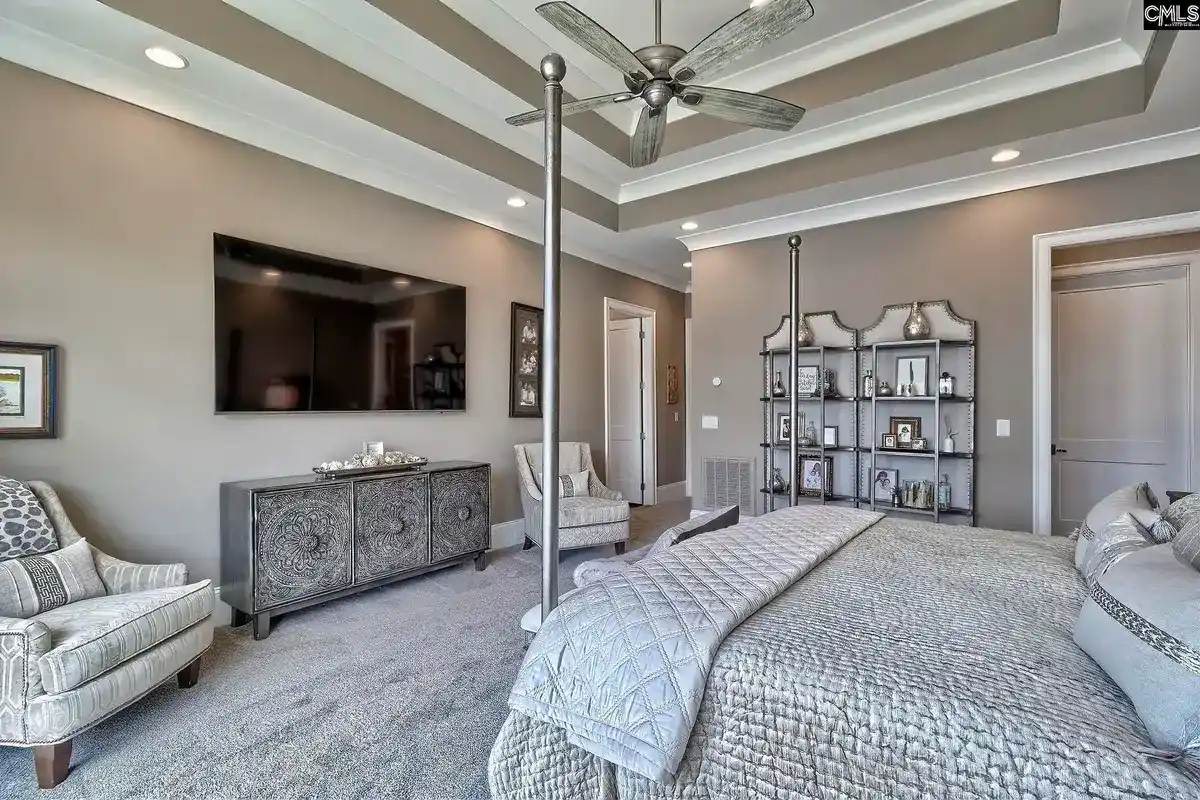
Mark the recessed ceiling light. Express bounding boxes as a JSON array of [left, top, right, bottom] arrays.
[[680, 221, 699, 231], [144, 47, 188, 70], [393, 277, 411, 288], [263, 269, 281, 279], [991, 148, 1020, 163], [683, 261, 693, 268], [507, 197, 528, 208]]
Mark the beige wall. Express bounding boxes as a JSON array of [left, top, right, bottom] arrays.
[[0, 63, 685, 581], [692, 155, 1200, 533]]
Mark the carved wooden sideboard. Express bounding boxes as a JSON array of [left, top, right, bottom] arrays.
[[220, 461, 490, 639]]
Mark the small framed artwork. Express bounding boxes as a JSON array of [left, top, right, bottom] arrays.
[[776, 413, 792, 444], [796, 365, 820, 397], [799, 455, 833, 497], [872, 468, 899, 502], [0, 342, 58, 439], [363, 441, 384, 456], [882, 433, 898, 449], [823, 425, 838, 447], [509, 303, 543, 418], [896, 355, 930, 396], [890, 416, 921, 446]]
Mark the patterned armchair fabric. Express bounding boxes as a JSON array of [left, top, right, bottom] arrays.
[[0, 481, 214, 758], [514, 443, 629, 550]]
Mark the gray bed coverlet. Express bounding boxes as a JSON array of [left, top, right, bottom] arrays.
[[490, 514, 1200, 800], [508, 506, 884, 783]]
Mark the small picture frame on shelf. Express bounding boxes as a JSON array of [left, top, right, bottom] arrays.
[[872, 468, 898, 502], [776, 413, 792, 443], [890, 416, 921, 446], [799, 455, 833, 497], [796, 365, 820, 397], [823, 425, 838, 448], [882, 433, 898, 449], [896, 355, 929, 397], [363, 441, 385, 456]]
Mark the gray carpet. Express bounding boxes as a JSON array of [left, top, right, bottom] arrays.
[[0, 502, 690, 799]]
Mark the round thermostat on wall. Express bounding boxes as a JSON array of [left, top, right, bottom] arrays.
[[712, 377, 722, 386]]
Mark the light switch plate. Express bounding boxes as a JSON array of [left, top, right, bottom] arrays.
[[996, 419, 1010, 437], [702, 415, 719, 429]]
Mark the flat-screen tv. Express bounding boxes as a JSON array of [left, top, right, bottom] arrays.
[[214, 234, 466, 413]]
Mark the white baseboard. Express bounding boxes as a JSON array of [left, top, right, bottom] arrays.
[[656, 481, 687, 503], [490, 518, 526, 550]]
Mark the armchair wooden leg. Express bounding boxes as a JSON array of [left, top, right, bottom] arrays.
[[522, 536, 534, 551], [34, 740, 71, 790], [614, 541, 626, 555], [177, 657, 201, 689]]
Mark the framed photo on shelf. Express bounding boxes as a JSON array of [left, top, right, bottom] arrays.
[[896, 355, 929, 396], [509, 303, 542, 418], [890, 416, 921, 446], [799, 455, 833, 497], [0, 342, 58, 439], [882, 433, 898, 449], [872, 468, 898, 502], [776, 413, 792, 444], [796, 365, 820, 397], [823, 425, 838, 448]]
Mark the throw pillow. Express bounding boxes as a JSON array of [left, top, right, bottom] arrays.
[[1173, 515, 1200, 572], [0, 476, 59, 561], [1074, 483, 1170, 573], [1162, 492, 1200, 542], [647, 505, 741, 558], [557, 471, 590, 499], [1073, 545, 1200, 760], [1079, 513, 1153, 587], [0, 538, 106, 619]]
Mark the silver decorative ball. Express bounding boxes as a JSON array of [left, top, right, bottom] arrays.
[[541, 54, 567, 82], [788, 234, 803, 248]]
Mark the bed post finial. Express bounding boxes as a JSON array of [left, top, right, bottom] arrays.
[[788, 234, 802, 248]]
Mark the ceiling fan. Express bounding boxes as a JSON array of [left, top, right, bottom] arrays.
[[505, 0, 815, 168]]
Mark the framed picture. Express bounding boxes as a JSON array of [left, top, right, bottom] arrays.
[[0, 342, 58, 439], [799, 455, 833, 497], [882, 433, 898, 449], [509, 303, 543, 418], [872, 468, 899, 502], [796, 365, 820, 397], [363, 441, 384, 456], [776, 413, 792, 444], [823, 425, 838, 447], [896, 355, 930, 396], [890, 416, 921, 446]]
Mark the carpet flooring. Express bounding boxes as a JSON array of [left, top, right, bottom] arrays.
[[0, 501, 691, 800]]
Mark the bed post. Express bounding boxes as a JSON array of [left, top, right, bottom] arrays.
[[788, 234, 802, 508], [541, 54, 566, 622]]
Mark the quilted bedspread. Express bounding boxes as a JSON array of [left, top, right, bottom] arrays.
[[489, 512, 1200, 800]]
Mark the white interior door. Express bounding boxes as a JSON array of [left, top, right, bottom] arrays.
[[1052, 266, 1190, 535], [608, 318, 645, 504]]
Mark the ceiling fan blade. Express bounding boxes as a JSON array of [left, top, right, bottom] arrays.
[[677, 85, 805, 131], [506, 92, 636, 126], [536, 2, 648, 82], [630, 105, 668, 168], [672, 0, 815, 84]]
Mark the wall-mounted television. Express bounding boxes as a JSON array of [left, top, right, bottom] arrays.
[[214, 234, 466, 413]]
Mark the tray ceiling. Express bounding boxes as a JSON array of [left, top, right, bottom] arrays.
[[0, 0, 1194, 290]]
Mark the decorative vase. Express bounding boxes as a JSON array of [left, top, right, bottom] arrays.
[[823, 368, 839, 398], [862, 370, 874, 398], [938, 474, 952, 511], [795, 314, 815, 347], [903, 302, 931, 340], [877, 381, 893, 397], [771, 467, 788, 494], [772, 371, 786, 397], [942, 433, 956, 453], [939, 372, 956, 397]]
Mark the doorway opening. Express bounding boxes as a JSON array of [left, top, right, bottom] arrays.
[[372, 320, 415, 410], [604, 298, 657, 507]]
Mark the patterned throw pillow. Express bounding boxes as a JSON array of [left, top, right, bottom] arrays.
[[1161, 492, 1200, 541], [557, 471, 590, 499], [1173, 516, 1200, 572], [0, 476, 59, 561], [1074, 483, 1169, 573], [0, 538, 106, 619], [1079, 513, 1153, 586]]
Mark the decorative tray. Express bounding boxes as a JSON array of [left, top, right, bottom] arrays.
[[314, 451, 428, 479], [312, 461, 429, 479]]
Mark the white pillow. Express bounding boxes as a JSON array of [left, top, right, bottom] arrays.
[[557, 471, 589, 498], [1074, 483, 1170, 574]]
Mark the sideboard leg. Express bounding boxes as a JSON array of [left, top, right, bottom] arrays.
[[230, 608, 252, 628], [252, 613, 272, 640], [522, 536, 534, 551], [474, 551, 487, 571]]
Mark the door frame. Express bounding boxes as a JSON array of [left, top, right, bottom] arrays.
[[371, 319, 415, 409], [1031, 209, 1200, 534], [603, 297, 658, 506]]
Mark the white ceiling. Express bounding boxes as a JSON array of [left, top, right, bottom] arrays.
[[0, 0, 1195, 292]]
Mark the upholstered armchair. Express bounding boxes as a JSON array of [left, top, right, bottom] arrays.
[[514, 442, 630, 554], [1, 482, 214, 789]]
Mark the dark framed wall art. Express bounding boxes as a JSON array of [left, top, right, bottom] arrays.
[[0, 341, 59, 439], [509, 303, 542, 418]]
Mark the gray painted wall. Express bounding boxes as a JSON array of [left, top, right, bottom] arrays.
[[0, 63, 685, 581], [692, 155, 1200, 533]]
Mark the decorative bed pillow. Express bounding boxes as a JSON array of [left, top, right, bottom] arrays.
[[1074, 483, 1169, 572], [557, 471, 590, 498], [0, 538, 105, 619], [1162, 492, 1200, 542], [1073, 544, 1200, 760], [0, 476, 59, 561], [1173, 516, 1200, 572], [1079, 513, 1153, 586]]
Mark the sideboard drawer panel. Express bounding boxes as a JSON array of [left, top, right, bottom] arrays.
[[429, 466, 490, 561], [253, 485, 352, 610], [354, 474, 431, 583]]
